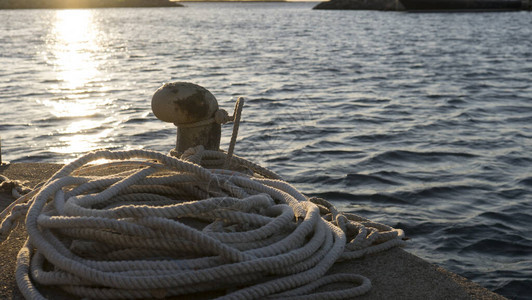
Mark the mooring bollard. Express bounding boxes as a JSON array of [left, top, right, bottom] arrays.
[[151, 82, 222, 155]]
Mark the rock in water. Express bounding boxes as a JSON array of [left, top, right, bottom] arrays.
[[313, 0, 405, 10]]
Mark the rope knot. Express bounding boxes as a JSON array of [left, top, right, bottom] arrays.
[[180, 145, 205, 164]]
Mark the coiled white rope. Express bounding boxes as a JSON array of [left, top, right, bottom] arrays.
[[0, 148, 405, 299]]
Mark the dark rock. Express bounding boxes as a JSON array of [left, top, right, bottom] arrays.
[[313, 0, 405, 10], [399, 0, 528, 11]]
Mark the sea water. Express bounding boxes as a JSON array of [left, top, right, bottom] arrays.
[[0, 2, 531, 299]]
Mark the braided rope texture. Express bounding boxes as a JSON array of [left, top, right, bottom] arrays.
[[0, 149, 405, 299]]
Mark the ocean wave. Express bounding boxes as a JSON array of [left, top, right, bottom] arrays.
[[459, 238, 532, 257], [310, 191, 409, 205], [345, 173, 401, 186], [362, 150, 477, 165], [34, 113, 106, 123], [494, 280, 532, 300], [517, 177, 532, 187]]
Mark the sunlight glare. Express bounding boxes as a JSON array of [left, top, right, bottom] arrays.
[[50, 10, 100, 90], [51, 128, 113, 155], [41, 99, 102, 118], [44, 10, 116, 159]]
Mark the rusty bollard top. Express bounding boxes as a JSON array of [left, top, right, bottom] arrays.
[[152, 82, 221, 155]]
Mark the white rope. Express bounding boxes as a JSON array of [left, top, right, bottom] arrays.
[[0, 149, 405, 299], [0, 174, 33, 199]]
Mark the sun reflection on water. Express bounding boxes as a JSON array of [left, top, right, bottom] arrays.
[[42, 98, 101, 118], [45, 10, 113, 161], [50, 10, 101, 90]]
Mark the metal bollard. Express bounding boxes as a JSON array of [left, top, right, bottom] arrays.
[[151, 82, 222, 155]]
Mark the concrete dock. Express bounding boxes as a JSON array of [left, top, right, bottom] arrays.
[[0, 163, 507, 299]]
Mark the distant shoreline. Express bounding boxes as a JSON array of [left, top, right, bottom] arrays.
[[177, 0, 286, 2], [0, 0, 183, 10], [0, 0, 296, 9]]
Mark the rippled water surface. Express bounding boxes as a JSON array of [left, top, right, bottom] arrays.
[[1, 3, 531, 299]]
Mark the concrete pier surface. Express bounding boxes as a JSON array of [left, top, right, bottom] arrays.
[[0, 163, 507, 299]]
